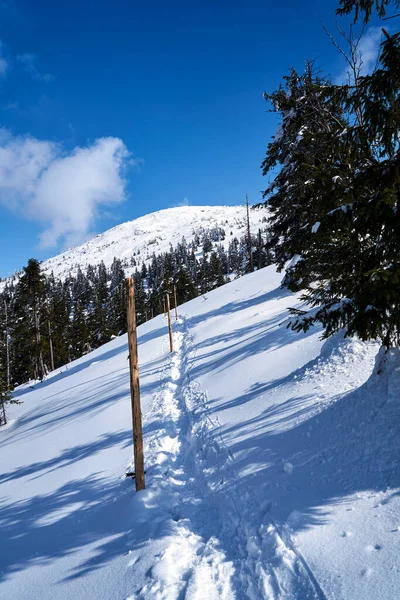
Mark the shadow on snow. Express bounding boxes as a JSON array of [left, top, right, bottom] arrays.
[[1, 281, 399, 589]]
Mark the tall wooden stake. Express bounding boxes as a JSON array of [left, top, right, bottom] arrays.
[[173, 285, 178, 321], [166, 293, 174, 352], [126, 277, 145, 491]]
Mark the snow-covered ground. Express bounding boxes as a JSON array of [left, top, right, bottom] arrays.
[[1, 266, 399, 599]]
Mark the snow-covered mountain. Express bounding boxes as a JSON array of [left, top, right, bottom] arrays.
[[1, 265, 398, 600], [38, 205, 268, 280]]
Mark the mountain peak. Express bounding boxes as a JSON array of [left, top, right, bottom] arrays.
[[42, 204, 268, 280]]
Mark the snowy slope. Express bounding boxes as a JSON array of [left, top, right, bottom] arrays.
[[35, 205, 268, 280], [1, 266, 399, 600]]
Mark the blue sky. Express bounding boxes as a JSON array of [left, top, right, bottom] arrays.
[[0, 0, 382, 276]]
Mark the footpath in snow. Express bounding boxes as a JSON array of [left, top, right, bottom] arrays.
[[129, 316, 326, 599], [1, 266, 399, 599]]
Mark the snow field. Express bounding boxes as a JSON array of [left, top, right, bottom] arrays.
[[1, 265, 399, 599]]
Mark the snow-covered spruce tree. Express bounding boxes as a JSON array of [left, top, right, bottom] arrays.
[[175, 265, 197, 304], [108, 258, 127, 334], [207, 251, 226, 290], [43, 274, 70, 370], [69, 297, 91, 360], [254, 229, 269, 270], [261, 62, 351, 291], [289, 5, 400, 348], [13, 259, 47, 382], [133, 270, 147, 324], [228, 238, 241, 275], [0, 293, 11, 389], [91, 261, 110, 345]]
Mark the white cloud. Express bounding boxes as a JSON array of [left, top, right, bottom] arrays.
[[357, 27, 383, 76], [335, 27, 383, 84], [17, 52, 52, 82], [0, 129, 133, 248]]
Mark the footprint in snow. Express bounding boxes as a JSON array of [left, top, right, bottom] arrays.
[[365, 544, 382, 552]]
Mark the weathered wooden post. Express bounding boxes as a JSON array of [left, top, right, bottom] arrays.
[[126, 277, 145, 491], [173, 285, 178, 321], [166, 293, 174, 352]]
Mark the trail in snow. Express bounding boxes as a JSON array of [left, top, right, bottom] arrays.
[[131, 315, 326, 599], [130, 320, 235, 599]]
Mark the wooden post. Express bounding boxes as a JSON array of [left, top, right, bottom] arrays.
[[173, 285, 178, 321], [126, 277, 145, 491], [166, 293, 174, 352]]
